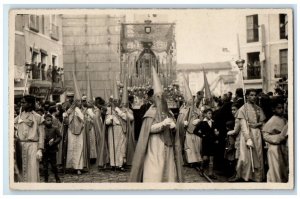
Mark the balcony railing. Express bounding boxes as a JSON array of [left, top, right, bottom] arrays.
[[50, 24, 59, 41], [31, 63, 41, 80], [29, 15, 39, 32], [246, 66, 261, 80], [275, 73, 288, 79]]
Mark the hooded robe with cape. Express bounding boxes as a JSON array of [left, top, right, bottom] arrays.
[[176, 104, 189, 156], [184, 106, 203, 163], [94, 107, 109, 167], [128, 106, 183, 182], [105, 107, 127, 167], [124, 108, 136, 166], [66, 107, 85, 170]]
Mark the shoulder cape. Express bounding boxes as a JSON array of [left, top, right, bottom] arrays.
[[128, 106, 184, 182]]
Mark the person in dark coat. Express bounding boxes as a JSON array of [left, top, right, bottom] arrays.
[[194, 108, 219, 179], [135, 89, 154, 140], [43, 114, 62, 183], [213, 95, 234, 174], [139, 89, 154, 117]]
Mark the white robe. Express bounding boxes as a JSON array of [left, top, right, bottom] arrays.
[[106, 108, 127, 167], [143, 117, 177, 182], [262, 116, 288, 182], [66, 107, 84, 170], [14, 111, 45, 182]]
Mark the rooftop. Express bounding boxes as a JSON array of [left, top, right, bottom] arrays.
[[176, 61, 232, 72]]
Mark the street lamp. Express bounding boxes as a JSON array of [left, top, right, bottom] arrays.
[[235, 59, 245, 71]]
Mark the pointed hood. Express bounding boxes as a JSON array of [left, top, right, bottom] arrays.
[[152, 66, 169, 120], [152, 66, 163, 95], [104, 88, 109, 103], [112, 76, 119, 100], [182, 74, 193, 102], [121, 76, 128, 106], [203, 68, 212, 100], [86, 71, 93, 102], [72, 70, 82, 101]]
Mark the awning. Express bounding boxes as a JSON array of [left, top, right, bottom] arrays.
[[30, 47, 39, 54], [29, 80, 52, 97], [52, 82, 66, 95], [40, 49, 48, 55]]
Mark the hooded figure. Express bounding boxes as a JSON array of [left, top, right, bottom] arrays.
[[183, 74, 203, 168], [105, 76, 127, 170], [65, 71, 85, 174], [120, 76, 136, 166], [83, 71, 97, 167], [94, 92, 109, 168], [129, 67, 183, 182], [176, 74, 193, 165]]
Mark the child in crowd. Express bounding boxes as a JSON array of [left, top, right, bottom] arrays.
[[43, 114, 62, 183], [194, 108, 219, 179]]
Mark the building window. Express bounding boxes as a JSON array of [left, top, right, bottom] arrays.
[[50, 15, 59, 41], [52, 55, 57, 66], [31, 49, 39, 63], [41, 51, 47, 80], [41, 15, 45, 34], [15, 14, 24, 32], [247, 52, 261, 79], [41, 52, 47, 65], [51, 15, 57, 26], [30, 48, 39, 79], [246, 15, 259, 43], [29, 15, 39, 32], [279, 14, 288, 39], [279, 49, 288, 78]]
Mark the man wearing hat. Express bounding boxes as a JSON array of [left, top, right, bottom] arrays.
[[62, 91, 75, 112], [129, 67, 183, 182], [14, 95, 45, 182]]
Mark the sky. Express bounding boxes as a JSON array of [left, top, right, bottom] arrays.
[[174, 10, 240, 64]]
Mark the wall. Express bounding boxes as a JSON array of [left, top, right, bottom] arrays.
[[238, 13, 288, 92], [62, 15, 125, 98], [177, 69, 238, 97], [14, 14, 63, 100]]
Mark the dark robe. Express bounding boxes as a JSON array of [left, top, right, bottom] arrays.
[[95, 108, 109, 167], [125, 108, 136, 166]]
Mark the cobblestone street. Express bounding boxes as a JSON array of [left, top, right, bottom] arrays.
[[41, 163, 227, 183]]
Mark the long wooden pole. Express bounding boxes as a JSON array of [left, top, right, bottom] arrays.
[[239, 68, 254, 173]]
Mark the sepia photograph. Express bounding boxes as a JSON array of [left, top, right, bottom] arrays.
[[9, 8, 294, 190]]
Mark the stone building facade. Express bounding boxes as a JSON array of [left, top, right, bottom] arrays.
[[14, 14, 64, 102]]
